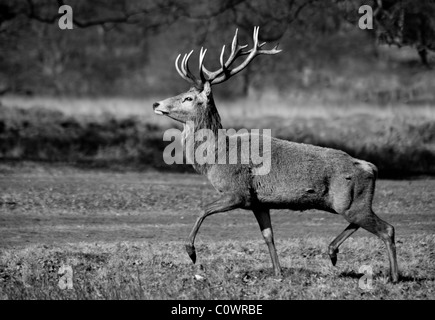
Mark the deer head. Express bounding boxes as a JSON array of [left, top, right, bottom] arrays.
[[153, 27, 281, 123]]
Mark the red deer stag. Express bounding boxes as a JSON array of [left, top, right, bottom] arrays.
[[153, 27, 399, 283]]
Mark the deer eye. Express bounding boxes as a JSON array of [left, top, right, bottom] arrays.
[[183, 97, 193, 102]]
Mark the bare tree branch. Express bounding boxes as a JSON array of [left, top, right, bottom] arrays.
[[4, 0, 251, 30]]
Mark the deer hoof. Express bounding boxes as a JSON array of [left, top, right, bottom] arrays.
[[329, 248, 339, 266], [185, 245, 196, 264], [390, 274, 399, 284], [274, 270, 283, 278], [330, 255, 337, 266]]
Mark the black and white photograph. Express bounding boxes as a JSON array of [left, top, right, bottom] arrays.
[[0, 0, 434, 304]]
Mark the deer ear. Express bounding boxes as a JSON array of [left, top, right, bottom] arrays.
[[202, 81, 212, 98]]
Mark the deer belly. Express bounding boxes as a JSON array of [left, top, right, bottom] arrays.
[[253, 179, 330, 211]]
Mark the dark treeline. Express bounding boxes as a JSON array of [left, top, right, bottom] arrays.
[[0, 0, 434, 98]]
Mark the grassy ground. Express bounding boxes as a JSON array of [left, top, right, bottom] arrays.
[[0, 166, 434, 299]]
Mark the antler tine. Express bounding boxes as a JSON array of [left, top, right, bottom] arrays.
[[175, 53, 194, 84], [180, 53, 187, 74], [175, 54, 182, 77], [253, 26, 259, 48], [199, 47, 207, 70], [228, 28, 248, 58], [201, 47, 228, 80], [182, 50, 200, 84], [231, 29, 238, 52], [229, 28, 249, 56], [219, 45, 226, 70], [199, 47, 208, 82], [256, 43, 282, 55]]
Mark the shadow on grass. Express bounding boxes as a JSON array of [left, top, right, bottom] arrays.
[[241, 266, 323, 281], [216, 258, 435, 284], [398, 275, 435, 283], [338, 270, 365, 279], [338, 270, 434, 283]]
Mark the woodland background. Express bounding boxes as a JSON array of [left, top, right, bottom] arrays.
[[0, 0, 435, 176]]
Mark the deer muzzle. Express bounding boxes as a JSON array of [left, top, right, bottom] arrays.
[[153, 102, 169, 115]]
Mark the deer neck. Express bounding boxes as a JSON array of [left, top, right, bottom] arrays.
[[182, 97, 222, 175]]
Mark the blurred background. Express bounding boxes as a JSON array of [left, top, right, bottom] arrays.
[[1, 0, 434, 177]]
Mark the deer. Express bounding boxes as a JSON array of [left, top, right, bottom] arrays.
[[153, 26, 399, 283]]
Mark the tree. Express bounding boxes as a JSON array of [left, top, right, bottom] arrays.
[[373, 0, 435, 67]]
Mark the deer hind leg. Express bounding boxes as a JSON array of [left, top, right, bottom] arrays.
[[253, 208, 282, 277], [344, 208, 399, 283], [328, 223, 360, 266], [185, 194, 244, 264]]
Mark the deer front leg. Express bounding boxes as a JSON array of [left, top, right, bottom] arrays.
[[186, 194, 244, 263], [253, 208, 282, 277]]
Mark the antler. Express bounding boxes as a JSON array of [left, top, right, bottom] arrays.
[[175, 50, 200, 86], [174, 26, 281, 87], [202, 26, 281, 85]]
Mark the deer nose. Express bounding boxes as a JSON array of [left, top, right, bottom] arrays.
[[153, 102, 160, 110]]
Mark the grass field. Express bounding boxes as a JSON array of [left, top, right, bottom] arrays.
[[0, 165, 434, 299]]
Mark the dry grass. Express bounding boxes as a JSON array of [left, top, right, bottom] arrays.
[[0, 169, 434, 299], [1, 237, 434, 300]]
